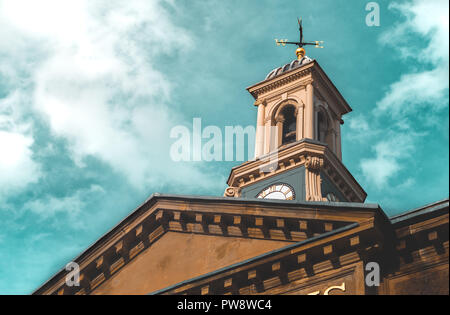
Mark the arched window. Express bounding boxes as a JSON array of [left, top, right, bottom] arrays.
[[317, 111, 328, 143], [281, 106, 296, 145]]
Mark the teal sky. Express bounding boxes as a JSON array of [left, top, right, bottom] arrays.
[[0, 0, 448, 294]]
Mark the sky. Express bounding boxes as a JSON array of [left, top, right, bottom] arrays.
[[0, 0, 448, 294]]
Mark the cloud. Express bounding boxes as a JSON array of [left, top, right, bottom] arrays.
[[0, 131, 38, 190], [377, 0, 449, 116], [360, 134, 414, 188], [348, 115, 369, 133], [346, 114, 374, 142], [24, 185, 104, 220], [359, 0, 448, 191], [0, 93, 41, 196], [0, 0, 222, 203], [377, 68, 448, 115]]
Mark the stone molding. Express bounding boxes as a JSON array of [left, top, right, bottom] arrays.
[[305, 156, 324, 171], [34, 197, 384, 295], [248, 67, 314, 99], [224, 186, 241, 198], [247, 61, 352, 116], [254, 98, 267, 107], [227, 140, 366, 203], [155, 225, 373, 295], [305, 156, 325, 202]]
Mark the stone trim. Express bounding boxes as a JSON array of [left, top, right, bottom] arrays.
[[305, 156, 325, 202], [248, 67, 314, 99], [227, 140, 366, 203], [34, 199, 381, 295], [153, 223, 379, 295], [247, 61, 352, 115]]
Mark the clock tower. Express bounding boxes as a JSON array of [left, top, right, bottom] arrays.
[[224, 48, 367, 203], [34, 19, 449, 297]]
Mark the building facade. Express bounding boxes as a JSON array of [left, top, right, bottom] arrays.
[[34, 51, 449, 295]]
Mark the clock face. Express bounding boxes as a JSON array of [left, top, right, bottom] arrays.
[[257, 183, 295, 200]]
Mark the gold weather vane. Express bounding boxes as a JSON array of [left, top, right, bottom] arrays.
[[275, 18, 324, 60]]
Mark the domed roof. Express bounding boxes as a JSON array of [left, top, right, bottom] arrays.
[[265, 56, 313, 80]]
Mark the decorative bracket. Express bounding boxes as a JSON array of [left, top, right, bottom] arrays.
[[224, 186, 241, 198], [305, 156, 325, 202]]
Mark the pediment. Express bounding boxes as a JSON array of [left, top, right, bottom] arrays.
[[34, 195, 388, 295], [92, 232, 293, 295]]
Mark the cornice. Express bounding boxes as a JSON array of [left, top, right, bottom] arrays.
[[311, 67, 351, 116], [154, 204, 450, 295], [322, 148, 367, 202], [247, 61, 352, 116], [247, 62, 315, 99], [262, 84, 307, 105], [153, 222, 383, 295], [254, 98, 267, 107], [34, 195, 383, 295], [226, 140, 367, 203]]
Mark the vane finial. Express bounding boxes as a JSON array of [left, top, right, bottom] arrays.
[[274, 18, 324, 59], [296, 47, 306, 60]]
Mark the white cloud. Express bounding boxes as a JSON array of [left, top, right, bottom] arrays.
[[377, 68, 448, 115], [348, 115, 370, 132], [347, 115, 373, 142], [377, 0, 449, 116], [360, 0, 448, 190], [24, 185, 104, 220], [0, 0, 222, 200], [360, 135, 414, 188], [0, 93, 41, 196], [0, 131, 38, 189]]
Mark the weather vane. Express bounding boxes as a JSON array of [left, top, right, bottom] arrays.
[[275, 18, 324, 60]]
